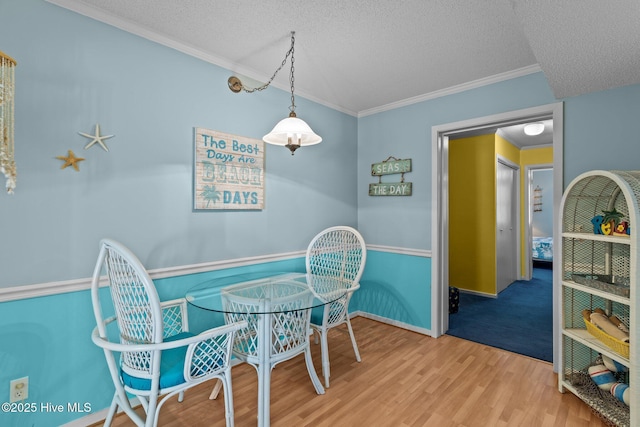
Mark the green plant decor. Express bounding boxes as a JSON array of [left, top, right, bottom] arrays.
[[602, 208, 625, 227]]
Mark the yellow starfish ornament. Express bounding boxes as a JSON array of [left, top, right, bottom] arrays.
[[79, 123, 114, 151], [57, 150, 85, 171]]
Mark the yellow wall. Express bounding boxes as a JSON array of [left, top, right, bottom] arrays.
[[449, 134, 553, 295], [495, 134, 520, 165], [449, 134, 496, 295], [521, 147, 553, 165]]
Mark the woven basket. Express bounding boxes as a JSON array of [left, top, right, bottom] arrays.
[[584, 319, 630, 358]]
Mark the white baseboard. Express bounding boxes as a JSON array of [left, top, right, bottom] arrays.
[[350, 311, 432, 337]]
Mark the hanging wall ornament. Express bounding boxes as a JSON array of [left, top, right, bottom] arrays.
[[56, 150, 85, 171], [79, 123, 114, 151], [0, 50, 17, 193]]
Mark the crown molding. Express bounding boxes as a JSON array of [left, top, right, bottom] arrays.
[[358, 65, 542, 118], [46, 1, 540, 118]]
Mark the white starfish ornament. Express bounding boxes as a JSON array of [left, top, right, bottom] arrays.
[[80, 124, 114, 151]]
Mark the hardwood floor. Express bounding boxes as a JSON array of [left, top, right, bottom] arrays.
[[104, 317, 607, 427]]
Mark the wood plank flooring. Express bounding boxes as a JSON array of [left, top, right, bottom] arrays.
[[104, 317, 607, 427]]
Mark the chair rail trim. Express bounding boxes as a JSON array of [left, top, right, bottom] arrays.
[[1, 245, 430, 303]]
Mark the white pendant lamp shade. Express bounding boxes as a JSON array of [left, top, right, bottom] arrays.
[[263, 115, 322, 147]]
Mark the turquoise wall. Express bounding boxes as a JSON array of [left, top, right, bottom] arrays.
[[0, 290, 100, 426], [356, 251, 431, 329]]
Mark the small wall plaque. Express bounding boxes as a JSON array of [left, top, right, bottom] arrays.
[[369, 156, 412, 196], [371, 158, 411, 176], [369, 182, 412, 196]]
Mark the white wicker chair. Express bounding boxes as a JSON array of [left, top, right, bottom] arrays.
[[306, 226, 366, 388], [221, 276, 325, 394], [90, 238, 246, 427]]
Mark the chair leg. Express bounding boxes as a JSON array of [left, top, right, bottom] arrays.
[[320, 329, 331, 388], [221, 374, 235, 427], [145, 394, 160, 427], [209, 379, 223, 400], [103, 395, 119, 426], [346, 317, 361, 362], [112, 392, 145, 427], [137, 395, 149, 413], [304, 345, 325, 395]]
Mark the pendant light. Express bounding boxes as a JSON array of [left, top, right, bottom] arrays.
[[228, 32, 321, 155]]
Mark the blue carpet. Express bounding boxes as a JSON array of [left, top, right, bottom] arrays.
[[447, 268, 553, 362]]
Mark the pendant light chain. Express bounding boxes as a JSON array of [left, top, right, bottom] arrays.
[[238, 32, 296, 95], [289, 32, 296, 116]]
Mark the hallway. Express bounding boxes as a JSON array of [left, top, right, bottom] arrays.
[[447, 267, 553, 362]]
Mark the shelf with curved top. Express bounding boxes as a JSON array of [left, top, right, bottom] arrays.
[[560, 170, 639, 427]]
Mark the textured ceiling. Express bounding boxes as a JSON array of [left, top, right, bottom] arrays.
[[47, 0, 640, 119], [513, 1, 640, 99]]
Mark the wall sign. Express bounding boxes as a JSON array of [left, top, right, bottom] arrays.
[[193, 128, 265, 210], [369, 156, 412, 196]]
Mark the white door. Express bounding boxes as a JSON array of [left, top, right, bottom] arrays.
[[496, 159, 518, 293]]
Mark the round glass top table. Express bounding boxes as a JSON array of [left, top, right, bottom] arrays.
[[186, 271, 348, 314], [185, 272, 349, 427]]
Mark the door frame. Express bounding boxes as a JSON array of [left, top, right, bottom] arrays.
[[496, 156, 521, 293], [523, 164, 553, 280], [430, 102, 564, 370]]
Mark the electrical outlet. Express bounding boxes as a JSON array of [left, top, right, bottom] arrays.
[[10, 377, 28, 403]]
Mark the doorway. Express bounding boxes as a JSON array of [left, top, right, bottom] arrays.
[[527, 166, 554, 275], [430, 103, 563, 369]]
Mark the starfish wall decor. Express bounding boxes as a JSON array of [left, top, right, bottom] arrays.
[[79, 123, 114, 151], [56, 150, 85, 171]]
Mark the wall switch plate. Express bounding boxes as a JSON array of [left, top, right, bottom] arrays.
[[10, 377, 28, 402]]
